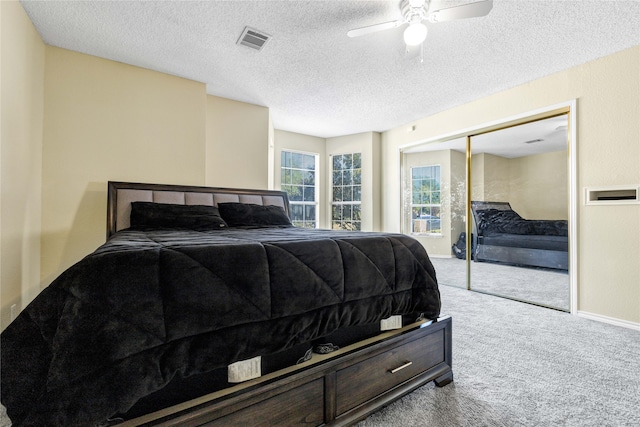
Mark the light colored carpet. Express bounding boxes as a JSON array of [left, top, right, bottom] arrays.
[[430, 257, 569, 311], [357, 285, 640, 427]]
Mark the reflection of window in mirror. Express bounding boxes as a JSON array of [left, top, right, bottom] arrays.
[[410, 165, 441, 235], [402, 147, 466, 262], [402, 147, 467, 289]]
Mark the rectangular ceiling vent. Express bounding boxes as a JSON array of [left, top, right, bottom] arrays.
[[237, 27, 271, 52]]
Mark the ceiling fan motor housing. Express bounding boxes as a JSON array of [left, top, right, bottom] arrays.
[[402, 0, 429, 22], [402, 0, 429, 46]]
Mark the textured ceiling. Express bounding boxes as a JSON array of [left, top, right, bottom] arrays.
[[404, 114, 570, 158], [20, 0, 640, 138]]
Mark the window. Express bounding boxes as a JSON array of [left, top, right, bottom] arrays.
[[281, 151, 318, 228], [332, 153, 361, 231], [411, 165, 441, 234]]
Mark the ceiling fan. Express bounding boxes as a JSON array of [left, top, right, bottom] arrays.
[[347, 0, 493, 48]]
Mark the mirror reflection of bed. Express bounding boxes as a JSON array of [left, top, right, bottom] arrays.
[[404, 113, 570, 311]]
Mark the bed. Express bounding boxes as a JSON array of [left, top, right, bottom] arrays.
[[471, 201, 568, 270], [1, 181, 452, 427]]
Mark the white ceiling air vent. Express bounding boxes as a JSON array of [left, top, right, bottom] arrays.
[[237, 27, 271, 52]]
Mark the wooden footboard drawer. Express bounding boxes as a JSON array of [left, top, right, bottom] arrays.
[[334, 327, 445, 415], [202, 378, 324, 426], [121, 317, 452, 426]]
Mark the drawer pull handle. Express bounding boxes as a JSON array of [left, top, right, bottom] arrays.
[[389, 361, 413, 374]]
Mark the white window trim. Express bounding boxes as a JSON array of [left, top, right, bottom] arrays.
[[331, 152, 362, 231], [280, 149, 320, 229], [410, 164, 442, 236]]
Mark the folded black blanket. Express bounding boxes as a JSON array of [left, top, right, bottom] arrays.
[[1, 227, 440, 426]]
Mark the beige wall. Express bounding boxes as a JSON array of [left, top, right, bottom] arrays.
[[472, 153, 510, 206], [382, 46, 640, 324], [274, 130, 327, 226], [206, 95, 269, 190], [0, 1, 45, 330], [268, 114, 275, 189], [372, 132, 382, 232], [507, 150, 568, 220], [326, 132, 382, 232], [41, 46, 207, 285], [471, 151, 568, 220], [450, 150, 466, 249]]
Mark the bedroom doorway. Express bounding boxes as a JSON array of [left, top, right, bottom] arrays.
[[400, 105, 575, 312]]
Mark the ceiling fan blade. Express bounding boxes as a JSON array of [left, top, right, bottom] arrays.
[[428, 0, 493, 23], [347, 20, 404, 38]]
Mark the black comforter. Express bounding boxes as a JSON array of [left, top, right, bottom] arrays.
[[475, 209, 568, 237], [1, 227, 440, 426]]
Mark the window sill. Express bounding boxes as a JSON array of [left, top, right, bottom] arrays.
[[411, 233, 443, 238]]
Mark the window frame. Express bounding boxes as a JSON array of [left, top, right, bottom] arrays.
[[280, 150, 319, 229], [410, 164, 442, 236], [331, 152, 362, 231]]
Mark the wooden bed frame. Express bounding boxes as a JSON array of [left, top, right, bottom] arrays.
[[107, 181, 453, 426], [470, 201, 568, 270]]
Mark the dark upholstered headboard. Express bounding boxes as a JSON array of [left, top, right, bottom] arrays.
[[471, 201, 512, 213], [107, 181, 290, 239], [470, 201, 513, 234]]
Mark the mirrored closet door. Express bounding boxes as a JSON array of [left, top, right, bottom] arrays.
[[401, 112, 571, 311], [402, 140, 468, 290], [469, 114, 570, 311]]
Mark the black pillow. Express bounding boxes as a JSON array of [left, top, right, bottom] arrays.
[[130, 202, 228, 230], [217, 203, 292, 227]]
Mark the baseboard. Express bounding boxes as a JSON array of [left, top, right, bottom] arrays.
[[577, 311, 640, 331]]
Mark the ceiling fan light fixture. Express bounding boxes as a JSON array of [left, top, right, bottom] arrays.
[[404, 22, 427, 46]]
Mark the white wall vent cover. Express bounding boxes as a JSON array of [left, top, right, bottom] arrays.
[[237, 27, 271, 51], [585, 185, 639, 205]]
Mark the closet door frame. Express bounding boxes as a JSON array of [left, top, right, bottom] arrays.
[[399, 100, 577, 314]]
